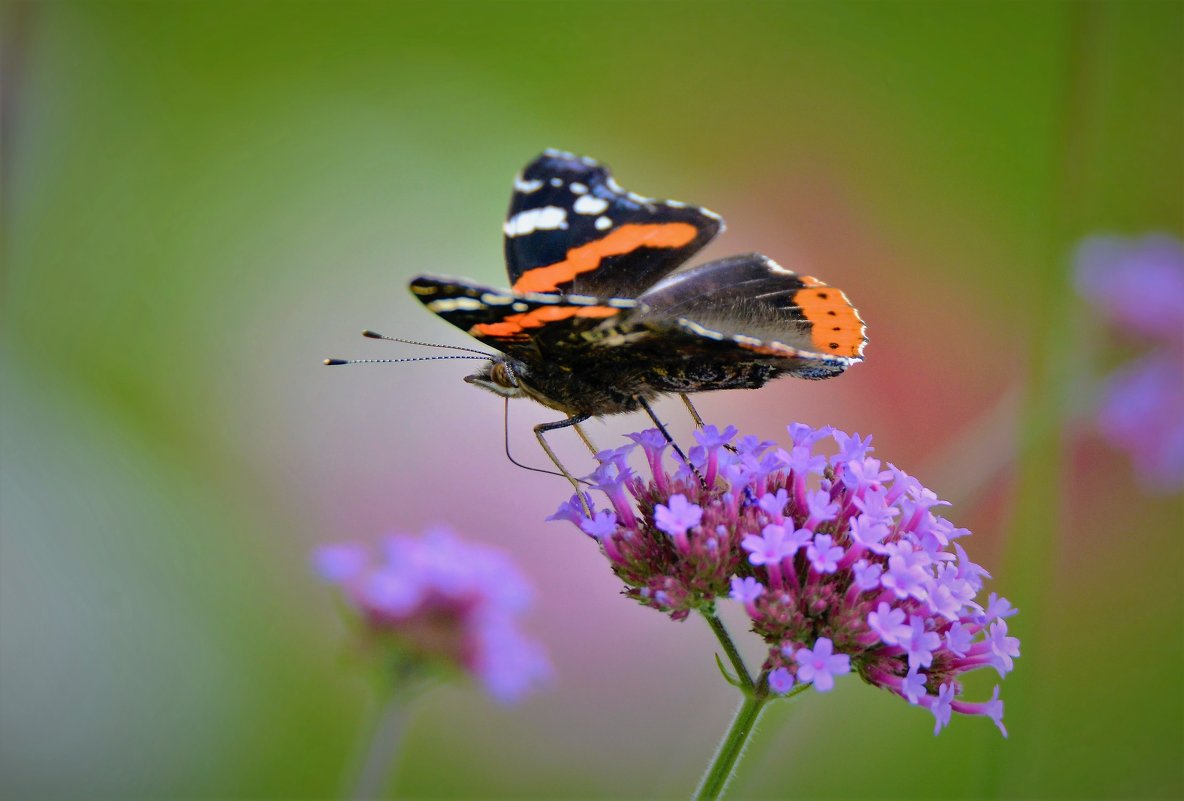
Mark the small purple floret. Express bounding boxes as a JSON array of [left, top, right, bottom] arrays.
[[627, 428, 669, 451], [730, 576, 765, 606], [758, 488, 790, 519], [768, 667, 795, 695], [792, 637, 851, 692], [931, 683, 956, 734], [852, 559, 883, 591], [982, 592, 1018, 623], [742, 524, 798, 566], [695, 424, 739, 450], [903, 616, 942, 671], [807, 533, 843, 574], [804, 489, 840, 528], [945, 621, 973, 657], [987, 620, 1021, 676], [901, 668, 927, 705], [654, 494, 703, 538], [580, 510, 619, 540], [832, 430, 874, 463], [868, 602, 910, 646], [546, 493, 595, 526]]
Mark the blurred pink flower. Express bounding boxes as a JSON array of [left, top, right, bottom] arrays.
[[1076, 234, 1184, 489], [313, 528, 551, 703]]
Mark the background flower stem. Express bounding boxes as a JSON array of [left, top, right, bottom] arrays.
[[350, 689, 414, 801], [992, 1, 1105, 795]]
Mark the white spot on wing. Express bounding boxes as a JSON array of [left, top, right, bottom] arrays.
[[573, 195, 610, 215], [595, 216, 612, 230], [514, 175, 544, 193], [763, 257, 793, 275], [570, 182, 588, 194], [427, 297, 486, 312], [503, 206, 569, 237], [680, 320, 724, 340], [550, 177, 563, 187]]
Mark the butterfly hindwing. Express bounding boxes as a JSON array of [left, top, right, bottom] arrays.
[[503, 150, 723, 298], [634, 253, 867, 366]]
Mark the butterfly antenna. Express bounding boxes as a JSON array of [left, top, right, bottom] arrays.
[[323, 356, 487, 365], [501, 399, 590, 486], [361, 329, 493, 357]]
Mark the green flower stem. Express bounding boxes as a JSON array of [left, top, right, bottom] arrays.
[[694, 693, 769, 801], [697, 611, 813, 797], [695, 610, 783, 799], [702, 610, 755, 692], [350, 689, 413, 801]]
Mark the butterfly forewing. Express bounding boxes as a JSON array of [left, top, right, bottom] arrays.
[[503, 150, 723, 298], [409, 275, 636, 357]]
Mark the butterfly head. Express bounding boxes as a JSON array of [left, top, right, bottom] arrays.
[[464, 355, 529, 400]]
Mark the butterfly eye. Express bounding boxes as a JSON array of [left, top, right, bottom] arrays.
[[491, 360, 519, 389]]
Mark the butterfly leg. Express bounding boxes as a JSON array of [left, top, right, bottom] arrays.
[[574, 423, 600, 456], [680, 393, 707, 428], [635, 396, 707, 490], [535, 415, 592, 513], [680, 393, 737, 454]]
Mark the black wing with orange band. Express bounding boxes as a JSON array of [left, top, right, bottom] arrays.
[[503, 150, 723, 298], [408, 275, 638, 357]]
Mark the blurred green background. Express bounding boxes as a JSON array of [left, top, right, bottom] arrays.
[[2, 1, 1181, 798]]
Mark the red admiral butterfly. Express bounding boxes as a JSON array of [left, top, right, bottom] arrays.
[[406, 150, 866, 491]]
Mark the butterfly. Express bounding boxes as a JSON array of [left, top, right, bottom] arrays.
[[407, 149, 866, 491]]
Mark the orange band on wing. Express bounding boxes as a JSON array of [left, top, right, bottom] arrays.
[[472, 304, 619, 338], [511, 222, 699, 293], [793, 286, 866, 358]]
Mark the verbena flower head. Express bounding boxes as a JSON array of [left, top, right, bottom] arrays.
[[1075, 234, 1184, 489], [313, 527, 551, 703], [551, 423, 1018, 735]]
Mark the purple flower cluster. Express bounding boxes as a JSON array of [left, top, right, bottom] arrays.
[[313, 528, 551, 703], [1075, 234, 1184, 489], [551, 424, 1018, 735]]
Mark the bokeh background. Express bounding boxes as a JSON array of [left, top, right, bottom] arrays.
[[3, 2, 1181, 799]]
